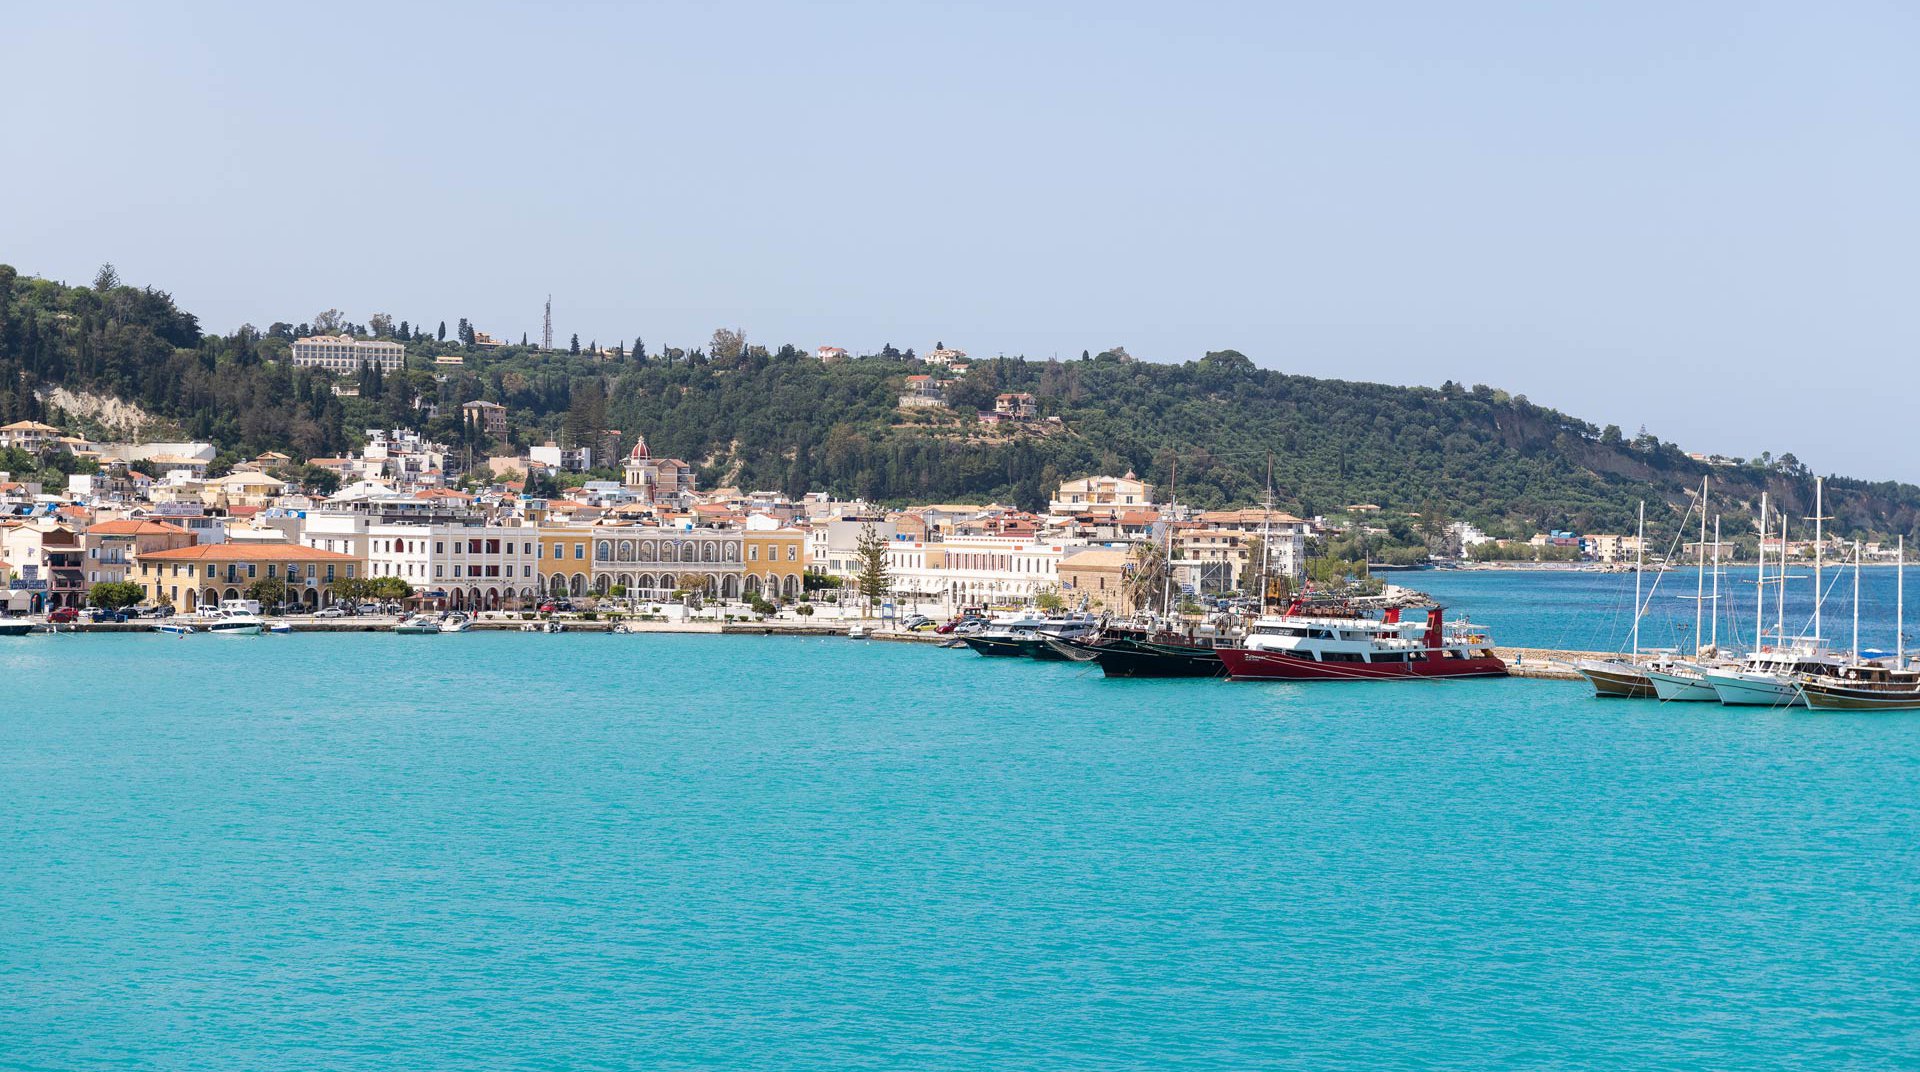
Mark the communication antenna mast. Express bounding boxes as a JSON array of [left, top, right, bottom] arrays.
[[542, 295, 553, 351]]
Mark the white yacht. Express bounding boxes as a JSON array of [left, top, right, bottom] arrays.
[[1702, 646, 1846, 707], [438, 613, 473, 633], [185, 600, 265, 635]]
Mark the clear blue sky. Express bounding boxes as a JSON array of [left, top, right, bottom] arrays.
[[7, 1, 1916, 478]]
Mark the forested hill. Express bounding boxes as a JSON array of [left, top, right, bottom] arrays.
[[3, 263, 1916, 539]]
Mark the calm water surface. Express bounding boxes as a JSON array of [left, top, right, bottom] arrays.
[[4, 575, 1918, 1069]]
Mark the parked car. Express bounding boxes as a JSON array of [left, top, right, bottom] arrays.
[[88, 608, 129, 623], [315, 606, 347, 619], [48, 607, 80, 624], [539, 600, 576, 613]]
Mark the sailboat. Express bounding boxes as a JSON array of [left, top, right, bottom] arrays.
[[1645, 480, 1730, 702], [1577, 501, 1659, 698], [1703, 477, 1848, 706], [1802, 536, 1920, 710]]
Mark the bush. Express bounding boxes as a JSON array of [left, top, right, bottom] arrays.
[[796, 603, 815, 617]]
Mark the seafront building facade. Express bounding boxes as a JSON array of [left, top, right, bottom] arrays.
[[131, 543, 365, 611], [885, 534, 1088, 608], [84, 519, 196, 585], [7, 411, 1355, 619]]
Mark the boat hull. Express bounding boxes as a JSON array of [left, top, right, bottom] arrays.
[[1703, 670, 1804, 707], [960, 634, 1043, 658], [1576, 659, 1656, 699], [1092, 640, 1225, 679], [1800, 681, 1920, 711], [1644, 666, 1720, 702], [0, 622, 33, 637], [1217, 648, 1507, 682], [203, 623, 262, 635]]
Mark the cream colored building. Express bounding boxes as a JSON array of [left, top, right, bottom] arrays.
[[291, 334, 405, 374], [1049, 473, 1154, 515]]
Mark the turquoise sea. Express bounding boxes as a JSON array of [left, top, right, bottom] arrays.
[[5, 573, 1919, 1069]]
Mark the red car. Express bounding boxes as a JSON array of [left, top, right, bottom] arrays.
[[48, 606, 80, 623]]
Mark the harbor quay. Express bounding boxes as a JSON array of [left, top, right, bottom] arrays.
[[14, 613, 1591, 678]]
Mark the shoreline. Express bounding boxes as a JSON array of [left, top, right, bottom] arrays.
[[9, 620, 1592, 678]]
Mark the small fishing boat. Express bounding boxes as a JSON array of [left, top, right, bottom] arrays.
[[393, 615, 440, 635], [154, 622, 195, 637], [267, 622, 293, 635], [847, 624, 867, 639]]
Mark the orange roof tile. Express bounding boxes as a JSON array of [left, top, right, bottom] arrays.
[[137, 544, 362, 563]]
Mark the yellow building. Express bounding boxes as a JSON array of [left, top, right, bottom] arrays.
[[743, 527, 806, 600], [133, 543, 365, 611], [536, 526, 596, 598]]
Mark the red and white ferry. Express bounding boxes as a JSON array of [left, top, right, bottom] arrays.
[[1216, 605, 1507, 682]]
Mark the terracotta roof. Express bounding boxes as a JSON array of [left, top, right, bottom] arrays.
[[89, 519, 192, 536], [137, 544, 362, 563]]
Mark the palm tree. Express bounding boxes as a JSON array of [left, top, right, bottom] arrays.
[[1124, 540, 1167, 615]]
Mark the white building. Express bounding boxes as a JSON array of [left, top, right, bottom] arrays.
[[303, 513, 544, 608], [885, 534, 1089, 609], [808, 517, 897, 577], [291, 334, 406, 374], [1049, 473, 1154, 516], [531, 441, 594, 473]]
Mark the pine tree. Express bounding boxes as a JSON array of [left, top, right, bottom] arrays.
[[854, 523, 892, 618], [634, 337, 646, 361]]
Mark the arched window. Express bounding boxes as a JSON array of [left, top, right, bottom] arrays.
[[724, 543, 738, 562], [640, 541, 656, 561], [680, 543, 696, 563], [596, 541, 612, 562], [617, 541, 634, 561], [701, 542, 716, 563]]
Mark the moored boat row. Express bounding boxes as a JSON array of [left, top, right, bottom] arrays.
[[952, 598, 1508, 683]]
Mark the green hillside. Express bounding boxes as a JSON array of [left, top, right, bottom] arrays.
[[3, 263, 1915, 541]]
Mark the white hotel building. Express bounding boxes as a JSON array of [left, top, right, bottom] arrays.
[[302, 513, 544, 609], [885, 534, 1088, 610], [291, 334, 406, 374]]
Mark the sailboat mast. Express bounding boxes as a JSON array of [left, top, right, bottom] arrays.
[[1852, 540, 1860, 664], [1900, 535, 1906, 667], [1259, 454, 1273, 613], [1777, 509, 1788, 646], [1814, 476, 1824, 644], [1162, 458, 1176, 617], [1711, 515, 1720, 653], [1755, 492, 1768, 653], [1695, 477, 1707, 655], [1632, 501, 1645, 659]]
